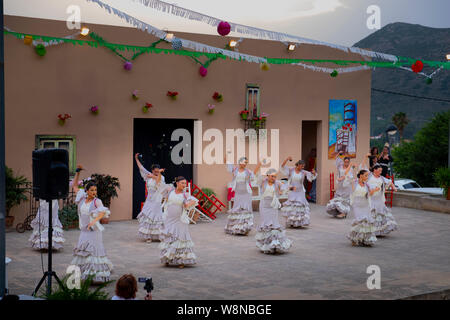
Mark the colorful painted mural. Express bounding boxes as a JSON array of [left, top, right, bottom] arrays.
[[328, 100, 357, 159]]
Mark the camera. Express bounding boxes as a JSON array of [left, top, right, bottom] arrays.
[[138, 277, 154, 293]]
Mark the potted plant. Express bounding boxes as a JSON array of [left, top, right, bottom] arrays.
[[166, 91, 179, 100], [58, 204, 79, 230], [5, 166, 30, 228], [239, 110, 249, 120], [208, 104, 215, 115], [199, 187, 217, 213], [40, 274, 111, 300], [89, 173, 120, 223], [212, 92, 223, 102], [434, 167, 450, 200]]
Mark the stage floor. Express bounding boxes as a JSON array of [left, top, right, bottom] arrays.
[[5, 204, 450, 300]]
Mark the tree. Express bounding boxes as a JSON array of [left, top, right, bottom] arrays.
[[392, 110, 449, 186], [392, 112, 409, 140]]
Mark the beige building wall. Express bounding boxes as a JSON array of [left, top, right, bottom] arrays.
[[4, 16, 371, 225]]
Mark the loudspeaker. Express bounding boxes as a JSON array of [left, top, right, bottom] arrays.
[[32, 148, 69, 200]]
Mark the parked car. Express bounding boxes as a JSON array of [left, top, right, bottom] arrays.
[[394, 179, 443, 195]]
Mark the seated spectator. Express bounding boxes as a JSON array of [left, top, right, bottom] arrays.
[[111, 274, 152, 300]]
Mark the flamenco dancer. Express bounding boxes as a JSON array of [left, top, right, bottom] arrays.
[[254, 164, 292, 254], [280, 157, 317, 228], [29, 199, 65, 251], [347, 165, 378, 247], [71, 165, 113, 282], [159, 176, 198, 268], [224, 156, 255, 235], [368, 163, 398, 236], [326, 151, 354, 219], [134, 153, 166, 242]]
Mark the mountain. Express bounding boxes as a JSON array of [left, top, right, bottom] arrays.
[[353, 22, 450, 139]]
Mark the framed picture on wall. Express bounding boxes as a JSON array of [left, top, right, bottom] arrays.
[[328, 100, 357, 159]]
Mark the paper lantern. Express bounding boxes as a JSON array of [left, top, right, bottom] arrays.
[[24, 35, 33, 45], [124, 61, 133, 71], [217, 21, 231, 36], [171, 38, 182, 50], [199, 66, 208, 77], [35, 44, 46, 57]]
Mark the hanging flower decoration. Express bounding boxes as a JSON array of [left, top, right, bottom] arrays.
[[212, 92, 223, 102], [90, 105, 99, 115], [24, 35, 33, 45], [123, 61, 133, 71], [426, 77, 433, 85], [411, 60, 424, 73], [35, 44, 46, 57], [217, 21, 231, 36], [199, 66, 208, 77], [57, 114, 71, 126], [330, 70, 338, 77], [260, 112, 269, 121], [132, 90, 139, 100], [171, 38, 183, 50], [260, 62, 270, 71], [142, 102, 153, 113], [167, 91, 179, 100], [208, 104, 215, 114], [239, 110, 249, 120]]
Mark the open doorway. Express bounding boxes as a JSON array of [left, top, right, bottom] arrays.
[[132, 118, 194, 219], [302, 121, 318, 203]]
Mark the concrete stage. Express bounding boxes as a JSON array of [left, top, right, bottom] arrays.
[[5, 204, 450, 299]]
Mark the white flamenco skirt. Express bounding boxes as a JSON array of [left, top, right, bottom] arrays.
[[28, 213, 65, 250], [71, 230, 113, 283], [326, 196, 351, 217], [280, 200, 310, 228], [347, 218, 377, 246], [371, 204, 398, 236], [225, 192, 253, 235], [255, 226, 292, 254]]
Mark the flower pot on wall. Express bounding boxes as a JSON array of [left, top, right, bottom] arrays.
[[5, 216, 14, 228]]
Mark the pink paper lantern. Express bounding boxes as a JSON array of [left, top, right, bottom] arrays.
[[199, 66, 208, 77], [217, 21, 231, 36]]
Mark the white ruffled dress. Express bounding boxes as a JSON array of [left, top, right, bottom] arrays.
[[347, 182, 377, 246], [368, 175, 398, 236], [326, 157, 353, 217], [29, 200, 65, 250], [280, 167, 317, 228], [255, 178, 292, 254], [71, 190, 113, 282], [136, 167, 165, 241], [159, 190, 198, 266]]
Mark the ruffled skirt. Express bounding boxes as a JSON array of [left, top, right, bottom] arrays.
[[137, 199, 164, 241], [71, 230, 113, 283], [326, 196, 351, 217], [347, 218, 377, 246], [280, 200, 310, 227], [371, 205, 398, 236], [28, 213, 65, 250], [225, 192, 253, 235], [255, 226, 292, 254]]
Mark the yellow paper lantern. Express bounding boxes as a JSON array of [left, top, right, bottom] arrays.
[[24, 35, 33, 45]]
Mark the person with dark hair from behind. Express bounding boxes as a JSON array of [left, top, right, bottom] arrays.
[[369, 147, 379, 171], [70, 164, 113, 283], [111, 274, 152, 300]]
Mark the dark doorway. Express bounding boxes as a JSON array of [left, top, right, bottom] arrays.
[[132, 118, 194, 219], [302, 121, 318, 203]]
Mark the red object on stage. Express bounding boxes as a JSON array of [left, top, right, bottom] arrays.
[[330, 172, 335, 200], [227, 187, 235, 201], [140, 181, 149, 212], [189, 180, 225, 219], [385, 175, 395, 208]]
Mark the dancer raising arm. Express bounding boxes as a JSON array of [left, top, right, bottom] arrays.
[[280, 157, 317, 228], [70, 164, 113, 283], [253, 162, 292, 254], [135, 153, 167, 243], [326, 151, 355, 219]]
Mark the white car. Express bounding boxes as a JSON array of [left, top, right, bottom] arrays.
[[394, 179, 443, 196]]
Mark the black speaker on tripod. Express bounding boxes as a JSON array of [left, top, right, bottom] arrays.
[[31, 148, 69, 297]]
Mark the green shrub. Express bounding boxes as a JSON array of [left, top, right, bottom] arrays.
[[40, 274, 111, 300], [58, 204, 79, 230], [433, 167, 450, 197]]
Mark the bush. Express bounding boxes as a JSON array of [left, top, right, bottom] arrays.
[[5, 166, 30, 216], [40, 274, 111, 300], [59, 204, 79, 230], [392, 111, 449, 186], [88, 174, 120, 207], [434, 167, 450, 197]]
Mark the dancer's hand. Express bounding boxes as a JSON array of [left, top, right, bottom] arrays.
[[87, 222, 95, 230], [290, 186, 296, 191], [76, 164, 83, 170], [287, 156, 293, 161], [135, 153, 140, 160], [144, 293, 152, 300], [159, 168, 165, 173]]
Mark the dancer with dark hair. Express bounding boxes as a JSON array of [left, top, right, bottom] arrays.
[[135, 153, 166, 242], [159, 176, 198, 268], [280, 156, 317, 228], [326, 151, 354, 219], [347, 156, 378, 247], [70, 164, 113, 283], [254, 164, 292, 254], [368, 164, 398, 236], [224, 156, 255, 235]]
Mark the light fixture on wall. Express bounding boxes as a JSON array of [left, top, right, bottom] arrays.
[[446, 54, 450, 60], [229, 40, 238, 48], [165, 33, 174, 41], [80, 27, 90, 36], [288, 43, 296, 51]]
